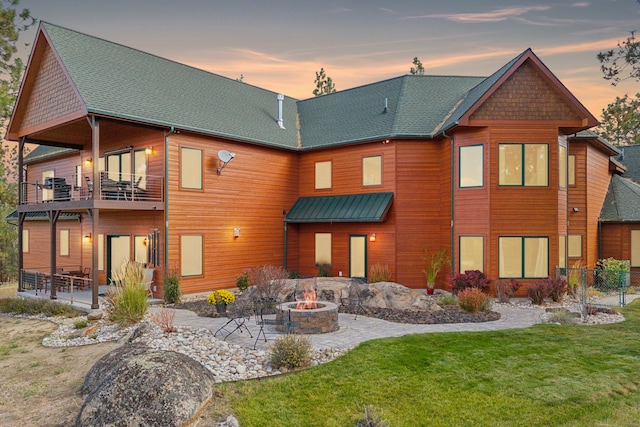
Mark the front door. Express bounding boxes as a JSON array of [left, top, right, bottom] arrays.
[[349, 235, 367, 278], [107, 235, 130, 284]]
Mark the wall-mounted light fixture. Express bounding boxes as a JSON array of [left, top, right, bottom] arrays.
[[572, 207, 579, 212], [370, 233, 376, 242], [85, 158, 92, 164], [145, 146, 153, 155], [84, 232, 92, 242], [233, 227, 241, 238]]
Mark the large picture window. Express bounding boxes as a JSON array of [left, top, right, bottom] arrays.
[[315, 233, 332, 267], [23, 229, 29, 253], [459, 145, 483, 188], [134, 235, 148, 265], [459, 236, 484, 272], [181, 235, 203, 276], [315, 161, 332, 189], [499, 236, 548, 278], [498, 144, 548, 186], [181, 147, 202, 190], [363, 156, 382, 186]]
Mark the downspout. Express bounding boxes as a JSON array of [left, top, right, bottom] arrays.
[[283, 217, 288, 271], [164, 127, 175, 272], [443, 129, 455, 287]]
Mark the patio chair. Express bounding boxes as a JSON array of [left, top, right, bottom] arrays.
[[143, 268, 154, 297], [253, 301, 291, 350], [214, 299, 254, 340]]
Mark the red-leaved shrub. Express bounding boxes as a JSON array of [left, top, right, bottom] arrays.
[[495, 279, 521, 303], [527, 281, 549, 305], [451, 270, 490, 294], [457, 287, 492, 313]]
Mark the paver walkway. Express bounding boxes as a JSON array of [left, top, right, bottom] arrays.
[[164, 304, 545, 351]]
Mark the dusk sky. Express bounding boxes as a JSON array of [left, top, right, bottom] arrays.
[[15, 0, 640, 118]]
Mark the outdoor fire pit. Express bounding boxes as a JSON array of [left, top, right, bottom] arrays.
[[276, 301, 340, 334], [276, 283, 339, 334]]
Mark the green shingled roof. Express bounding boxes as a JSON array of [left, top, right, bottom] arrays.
[[24, 146, 77, 163], [35, 24, 558, 152], [41, 22, 299, 149], [600, 175, 640, 222], [285, 192, 393, 223], [616, 144, 640, 184]]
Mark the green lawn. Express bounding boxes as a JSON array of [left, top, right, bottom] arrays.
[[211, 301, 640, 426]]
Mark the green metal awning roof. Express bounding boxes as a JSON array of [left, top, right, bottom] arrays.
[[285, 192, 393, 223], [5, 210, 81, 224]]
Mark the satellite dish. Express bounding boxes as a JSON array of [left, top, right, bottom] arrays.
[[217, 150, 235, 163], [217, 150, 236, 175]]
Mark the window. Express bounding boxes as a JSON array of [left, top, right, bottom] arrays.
[[42, 170, 54, 201], [75, 165, 82, 188], [499, 237, 548, 278], [107, 151, 131, 181], [23, 229, 29, 253], [315, 233, 332, 266], [98, 234, 104, 271], [60, 230, 69, 256], [134, 235, 148, 265], [459, 146, 483, 187], [568, 155, 576, 186], [181, 235, 203, 276], [181, 147, 202, 190], [134, 150, 147, 190], [568, 234, 582, 258], [498, 144, 548, 186], [632, 230, 640, 267], [559, 235, 566, 269], [363, 155, 382, 186], [559, 145, 567, 188], [315, 161, 332, 189], [459, 236, 484, 272]]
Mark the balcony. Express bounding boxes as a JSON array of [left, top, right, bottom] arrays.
[[20, 172, 164, 209]]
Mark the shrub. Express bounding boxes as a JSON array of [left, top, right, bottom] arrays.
[[451, 270, 490, 294], [151, 307, 177, 333], [269, 334, 312, 370], [249, 265, 289, 301], [235, 271, 250, 292], [544, 277, 567, 302], [457, 288, 492, 313], [527, 281, 549, 305], [207, 289, 236, 305], [566, 259, 583, 298], [495, 279, 521, 303], [73, 319, 88, 329], [163, 268, 181, 304], [369, 263, 392, 283], [288, 270, 301, 279], [438, 293, 458, 306], [317, 264, 331, 277], [0, 297, 81, 317], [355, 404, 390, 427], [595, 257, 630, 291], [105, 260, 148, 325]]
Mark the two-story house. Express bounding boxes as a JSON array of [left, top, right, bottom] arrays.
[[7, 22, 622, 308]]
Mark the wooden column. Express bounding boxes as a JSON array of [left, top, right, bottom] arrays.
[[89, 116, 100, 309], [48, 210, 60, 299]]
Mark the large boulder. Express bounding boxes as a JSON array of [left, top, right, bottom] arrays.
[[76, 343, 215, 427]]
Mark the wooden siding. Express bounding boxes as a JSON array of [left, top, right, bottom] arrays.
[[486, 126, 564, 289], [600, 223, 640, 271], [453, 128, 491, 275], [17, 42, 84, 135], [585, 143, 614, 268], [22, 221, 83, 272], [471, 61, 582, 122], [166, 132, 299, 294]]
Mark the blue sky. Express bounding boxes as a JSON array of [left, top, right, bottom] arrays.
[[15, 0, 640, 117]]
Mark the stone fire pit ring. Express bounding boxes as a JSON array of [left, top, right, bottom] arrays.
[[276, 301, 340, 334]]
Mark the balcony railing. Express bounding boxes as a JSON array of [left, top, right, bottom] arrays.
[[20, 172, 163, 204]]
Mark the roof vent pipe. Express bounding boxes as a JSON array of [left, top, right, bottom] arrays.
[[277, 94, 285, 129], [383, 98, 388, 114]]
